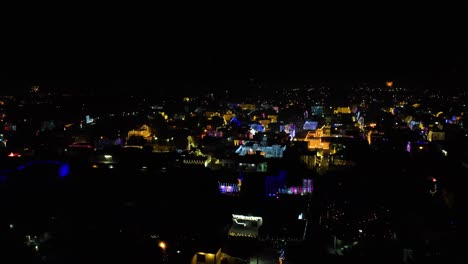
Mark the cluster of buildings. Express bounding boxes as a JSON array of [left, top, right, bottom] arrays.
[[1, 80, 466, 263]]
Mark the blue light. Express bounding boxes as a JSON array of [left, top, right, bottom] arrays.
[[230, 117, 241, 127], [58, 163, 70, 177], [16, 160, 70, 178]]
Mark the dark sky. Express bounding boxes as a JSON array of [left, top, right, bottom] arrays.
[[1, 3, 465, 95]]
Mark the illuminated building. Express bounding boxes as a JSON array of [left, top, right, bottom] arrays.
[[191, 248, 248, 264], [232, 139, 246, 147], [311, 105, 323, 116], [279, 124, 296, 140], [206, 130, 225, 138], [236, 153, 268, 172], [257, 119, 271, 130], [127, 124, 152, 140], [0, 134, 5, 149], [229, 214, 263, 239], [235, 141, 286, 158], [277, 179, 313, 195], [333, 107, 352, 114], [265, 170, 287, 196], [218, 182, 241, 194], [89, 152, 118, 169], [367, 130, 385, 145], [295, 130, 330, 151], [428, 130, 445, 141], [249, 123, 264, 137], [329, 153, 356, 168], [191, 250, 222, 264], [239, 104, 256, 111], [222, 110, 235, 124], [303, 121, 318, 131], [205, 111, 221, 120], [300, 152, 317, 169], [187, 135, 197, 151], [267, 115, 278, 123], [266, 171, 313, 197], [406, 140, 430, 153]]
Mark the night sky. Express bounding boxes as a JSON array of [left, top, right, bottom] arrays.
[[1, 3, 465, 95]]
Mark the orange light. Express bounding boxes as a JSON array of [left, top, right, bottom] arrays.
[[92, 164, 98, 168], [386, 81, 393, 87], [158, 241, 166, 249]]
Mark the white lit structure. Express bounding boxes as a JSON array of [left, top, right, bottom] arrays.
[[235, 141, 286, 158], [229, 214, 263, 238]]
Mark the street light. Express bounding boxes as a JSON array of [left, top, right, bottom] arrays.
[[158, 241, 166, 250], [159, 241, 167, 263]]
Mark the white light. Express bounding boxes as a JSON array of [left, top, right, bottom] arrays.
[[233, 219, 247, 226], [104, 155, 112, 159], [9, 224, 14, 229], [232, 214, 263, 222], [177, 250, 181, 254], [359, 229, 363, 233], [108, 165, 114, 169]]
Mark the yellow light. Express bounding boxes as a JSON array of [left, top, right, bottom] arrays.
[[158, 242, 166, 249]]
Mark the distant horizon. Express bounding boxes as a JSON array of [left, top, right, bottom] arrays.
[[1, 73, 463, 97]]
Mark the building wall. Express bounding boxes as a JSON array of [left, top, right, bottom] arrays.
[[334, 107, 351, 114], [307, 139, 329, 150], [205, 112, 221, 120], [428, 131, 445, 141], [235, 143, 285, 158], [127, 125, 152, 139], [300, 155, 316, 169], [268, 115, 278, 123], [258, 119, 271, 129], [191, 252, 217, 264], [240, 104, 256, 111], [257, 162, 268, 172], [223, 111, 235, 124], [191, 249, 243, 264]]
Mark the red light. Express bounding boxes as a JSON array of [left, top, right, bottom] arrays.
[[8, 152, 20, 158], [431, 177, 437, 182]]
